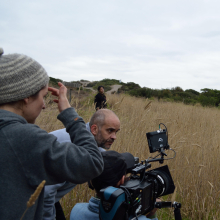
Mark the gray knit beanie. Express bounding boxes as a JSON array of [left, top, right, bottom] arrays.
[[0, 48, 49, 104]]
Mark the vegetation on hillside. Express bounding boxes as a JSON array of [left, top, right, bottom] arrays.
[[50, 77, 220, 108], [86, 78, 122, 92], [86, 79, 220, 108], [49, 77, 63, 87], [125, 86, 220, 108]]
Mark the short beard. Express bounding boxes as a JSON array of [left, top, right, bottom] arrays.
[[99, 138, 114, 149], [95, 133, 114, 149], [99, 141, 108, 149]]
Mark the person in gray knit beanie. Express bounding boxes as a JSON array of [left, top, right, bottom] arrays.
[[0, 48, 104, 220], [0, 47, 49, 104]]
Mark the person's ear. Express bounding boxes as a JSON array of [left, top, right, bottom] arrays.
[[23, 97, 30, 105], [116, 175, 125, 187], [119, 175, 125, 185], [90, 124, 98, 136], [121, 175, 125, 185]]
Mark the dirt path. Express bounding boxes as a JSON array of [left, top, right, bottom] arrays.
[[84, 87, 95, 92], [82, 84, 122, 94], [106, 85, 122, 94]]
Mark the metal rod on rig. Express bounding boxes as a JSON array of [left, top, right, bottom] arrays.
[[155, 201, 182, 220], [155, 202, 172, 208]]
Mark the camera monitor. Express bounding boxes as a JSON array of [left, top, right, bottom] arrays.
[[146, 129, 168, 153]]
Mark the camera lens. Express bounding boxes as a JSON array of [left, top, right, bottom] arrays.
[[152, 169, 174, 197]]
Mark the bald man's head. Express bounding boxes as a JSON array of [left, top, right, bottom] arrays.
[[90, 109, 119, 128], [90, 109, 120, 149]]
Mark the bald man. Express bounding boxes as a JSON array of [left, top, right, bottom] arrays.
[[43, 109, 120, 220]]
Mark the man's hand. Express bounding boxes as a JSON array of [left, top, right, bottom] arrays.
[[48, 82, 71, 113]]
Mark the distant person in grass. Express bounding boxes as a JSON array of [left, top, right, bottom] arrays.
[[94, 85, 107, 110], [43, 109, 121, 220], [0, 48, 103, 220]]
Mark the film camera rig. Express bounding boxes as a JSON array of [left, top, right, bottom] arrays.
[[99, 123, 182, 220]]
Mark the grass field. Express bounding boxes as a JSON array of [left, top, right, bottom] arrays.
[[36, 91, 220, 220]]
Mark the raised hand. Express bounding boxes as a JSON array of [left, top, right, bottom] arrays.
[[48, 82, 71, 112]]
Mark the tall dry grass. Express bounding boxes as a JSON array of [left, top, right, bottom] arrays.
[[36, 92, 220, 220]]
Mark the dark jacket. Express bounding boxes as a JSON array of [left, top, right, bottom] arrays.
[[0, 108, 103, 220], [94, 93, 107, 109]]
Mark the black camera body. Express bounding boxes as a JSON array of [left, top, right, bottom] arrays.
[[99, 164, 175, 220], [121, 164, 175, 216], [99, 124, 180, 220]]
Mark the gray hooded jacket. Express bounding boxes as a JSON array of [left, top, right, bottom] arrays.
[[0, 107, 103, 220]]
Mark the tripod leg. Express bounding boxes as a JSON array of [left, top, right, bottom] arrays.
[[174, 208, 182, 220]]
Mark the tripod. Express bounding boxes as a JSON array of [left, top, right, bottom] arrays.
[[155, 201, 182, 220]]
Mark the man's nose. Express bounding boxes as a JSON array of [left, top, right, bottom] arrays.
[[111, 133, 117, 140]]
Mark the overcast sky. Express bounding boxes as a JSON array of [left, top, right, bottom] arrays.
[[1, 0, 220, 91]]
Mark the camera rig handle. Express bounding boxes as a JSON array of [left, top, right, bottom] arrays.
[[145, 144, 170, 165], [155, 201, 182, 220]]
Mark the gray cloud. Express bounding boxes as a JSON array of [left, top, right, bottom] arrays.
[[1, 0, 220, 92]]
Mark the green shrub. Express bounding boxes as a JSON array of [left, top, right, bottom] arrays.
[[49, 77, 63, 86]]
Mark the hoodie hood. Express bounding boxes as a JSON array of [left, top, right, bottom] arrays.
[[0, 109, 27, 130]]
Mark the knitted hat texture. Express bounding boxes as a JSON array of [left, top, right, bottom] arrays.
[[0, 48, 49, 104]]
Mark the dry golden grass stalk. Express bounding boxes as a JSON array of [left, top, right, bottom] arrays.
[[20, 180, 46, 220], [144, 101, 152, 110], [27, 180, 46, 207], [171, 187, 177, 203]]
